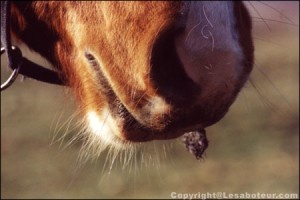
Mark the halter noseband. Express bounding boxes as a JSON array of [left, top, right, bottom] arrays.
[[1, 1, 67, 91]]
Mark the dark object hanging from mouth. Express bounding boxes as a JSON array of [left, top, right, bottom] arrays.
[[183, 129, 209, 160]]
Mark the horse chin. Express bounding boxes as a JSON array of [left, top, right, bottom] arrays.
[[86, 105, 189, 144], [86, 109, 129, 149]]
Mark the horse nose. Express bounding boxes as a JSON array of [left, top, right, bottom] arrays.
[[151, 1, 251, 106]]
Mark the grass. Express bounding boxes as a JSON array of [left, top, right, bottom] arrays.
[[1, 6, 299, 199]]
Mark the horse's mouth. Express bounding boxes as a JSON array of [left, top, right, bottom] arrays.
[[84, 71, 202, 144], [85, 77, 200, 143], [86, 104, 204, 144]]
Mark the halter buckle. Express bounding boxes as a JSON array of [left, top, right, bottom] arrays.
[[1, 46, 21, 91]]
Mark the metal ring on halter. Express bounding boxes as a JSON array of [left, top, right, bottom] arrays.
[[1, 46, 21, 91]]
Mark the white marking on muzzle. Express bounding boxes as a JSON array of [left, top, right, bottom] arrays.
[[87, 109, 125, 148]]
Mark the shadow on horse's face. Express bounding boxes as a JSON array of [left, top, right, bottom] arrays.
[[11, 2, 253, 146]]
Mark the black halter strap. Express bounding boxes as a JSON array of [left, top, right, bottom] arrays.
[[1, 1, 66, 91]]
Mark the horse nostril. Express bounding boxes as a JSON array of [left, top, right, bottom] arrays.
[[150, 26, 200, 106]]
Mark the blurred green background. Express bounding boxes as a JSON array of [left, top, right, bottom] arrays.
[[1, 2, 299, 199]]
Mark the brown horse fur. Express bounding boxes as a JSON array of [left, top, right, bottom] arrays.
[[10, 2, 253, 147]]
